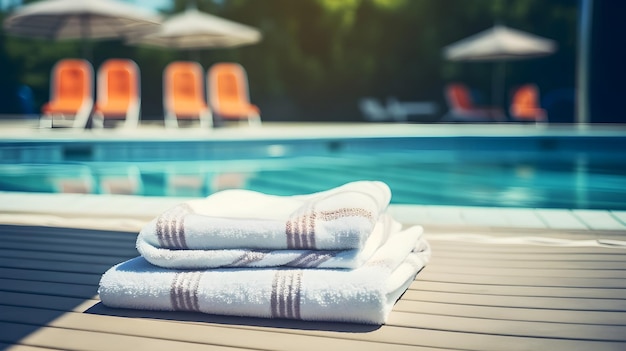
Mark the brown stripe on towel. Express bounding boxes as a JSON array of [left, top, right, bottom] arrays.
[[189, 271, 202, 311], [156, 212, 167, 247], [285, 217, 302, 249], [286, 250, 340, 268], [172, 208, 184, 248], [308, 210, 317, 248], [286, 205, 317, 250], [270, 271, 279, 316], [170, 273, 183, 310], [286, 207, 372, 250], [156, 207, 177, 248], [156, 205, 192, 249], [291, 271, 302, 319], [285, 219, 295, 249], [173, 204, 192, 249], [270, 270, 302, 319], [226, 250, 270, 267], [285, 214, 306, 250], [170, 272, 202, 311], [302, 205, 316, 249], [167, 212, 178, 248], [299, 211, 309, 249], [318, 208, 374, 222]]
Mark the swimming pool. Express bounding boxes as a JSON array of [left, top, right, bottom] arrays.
[[1, 127, 625, 210]]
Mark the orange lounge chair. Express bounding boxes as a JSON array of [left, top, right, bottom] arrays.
[[510, 84, 548, 123], [163, 61, 212, 128], [92, 59, 141, 128], [40, 59, 94, 128], [208, 62, 261, 126], [442, 83, 505, 122]]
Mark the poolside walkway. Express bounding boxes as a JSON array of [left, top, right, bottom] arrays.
[[0, 192, 625, 350], [2, 119, 626, 142], [2, 192, 626, 233]]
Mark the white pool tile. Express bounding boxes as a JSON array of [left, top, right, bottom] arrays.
[[424, 206, 466, 225], [610, 211, 626, 226], [535, 209, 589, 230], [572, 210, 626, 230], [459, 207, 510, 227], [388, 204, 431, 225], [499, 208, 548, 228]]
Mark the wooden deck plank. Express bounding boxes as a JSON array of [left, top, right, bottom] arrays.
[[409, 280, 626, 299], [0, 267, 99, 285], [0, 248, 133, 265], [430, 251, 626, 262], [385, 310, 626, 341], [0, 342, 57, 351], [423, 257, 626, 269], [417, 270, 626, 288], [0, 321, 257, 351], [0, 240, 138, 258], [423, 265, 626, 278], [0, 278, 96, 299], [1, 233, 135, 248], [427, 241, 626, 254], [0, 291, 95, 312], [392, 301, 626, 325], [0, 226, 136, 245], [402, 289, 626, 311], [0, 256, 116, 275]]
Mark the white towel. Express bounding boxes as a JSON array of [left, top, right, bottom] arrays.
[[99, 225, 430, 325], [138, 181, 391, 251], [137, 214, 402, 269]]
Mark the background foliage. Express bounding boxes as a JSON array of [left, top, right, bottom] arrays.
[[0, 0, 579, 122]]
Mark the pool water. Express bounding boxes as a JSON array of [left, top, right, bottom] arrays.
[[1, 149, 625, 210]]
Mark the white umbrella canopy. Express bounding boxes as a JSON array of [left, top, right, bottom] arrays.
[[443, 24, 557, 61], [443, 25, 557, 113], [129, 7, 262, 50], [3, 0, 161, 41]]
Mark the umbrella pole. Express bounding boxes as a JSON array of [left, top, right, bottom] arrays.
[[188, 50, 201, 62], [492, 61, 506, 116], [81, 15, 93, 61]]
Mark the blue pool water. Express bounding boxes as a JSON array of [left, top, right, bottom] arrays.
[[1, 134, 625, 210]]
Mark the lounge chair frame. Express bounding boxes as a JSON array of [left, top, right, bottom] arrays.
[[208, 62, 261, 126], [92, 59, 141, 129], [39, 59, 94, 129], [163, 61, 213, 128]]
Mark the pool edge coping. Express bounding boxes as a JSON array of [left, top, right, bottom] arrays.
[[2, 191, 625, 238]]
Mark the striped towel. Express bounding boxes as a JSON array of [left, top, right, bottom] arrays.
[[138, 180, 391, 251], [99, 225, 430, 325], [137, 213, 402, 269]]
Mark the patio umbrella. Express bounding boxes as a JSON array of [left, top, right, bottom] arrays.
[[3, 0, 161, 58], [443, 24, 557, 110], [128, 6, 262, 51]]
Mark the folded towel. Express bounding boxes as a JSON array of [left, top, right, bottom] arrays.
[[99, 225, 430, 325], [137, 214, 402, 269], [138, 181, 391, 251]]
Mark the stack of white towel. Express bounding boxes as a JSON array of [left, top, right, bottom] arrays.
[[98, 181, 431, 325]]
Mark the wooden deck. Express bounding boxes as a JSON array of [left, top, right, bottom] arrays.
[[1, 224, 625, 351]]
